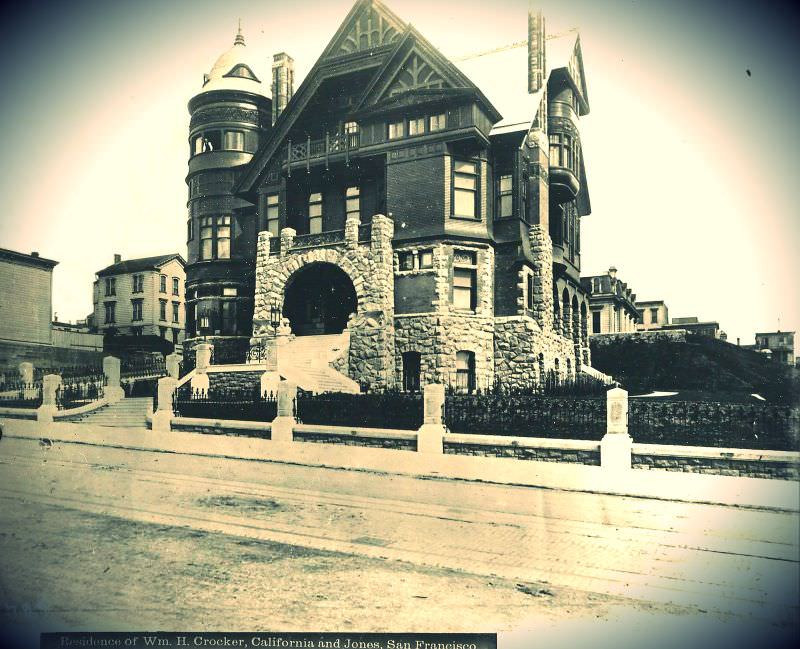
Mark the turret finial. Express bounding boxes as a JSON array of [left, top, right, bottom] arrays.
[[235, 19, 245, 46]]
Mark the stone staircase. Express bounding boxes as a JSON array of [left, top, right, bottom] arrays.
[[277, 334, 360, 394], [68, 397, 152, 428]]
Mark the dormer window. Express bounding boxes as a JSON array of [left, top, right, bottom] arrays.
[[388, 120, 405, 140], [408, 117, 425, 136], [429, 114, 446, 131], [223, 64, 259, 81]]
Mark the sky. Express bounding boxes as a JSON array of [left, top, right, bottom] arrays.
[[0, 0, 797, 346]]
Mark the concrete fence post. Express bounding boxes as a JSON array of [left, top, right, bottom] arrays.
[[417, 383, 445, 454], [152, 377, 178, 433], [191, 343, 213, 392], [19, 361, 39, 400], [271, 380, 297, 442], [19, 362, 34, 384], [103, 356, 124, 403], [600, 387, 632, 471], [165, 353, 181, 379], [37, 374, 62, 423]]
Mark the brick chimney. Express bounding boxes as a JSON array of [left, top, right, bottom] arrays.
[[271, 52, 294, 125], [114, 253, 122, 264], [528, 9, 546, 93]]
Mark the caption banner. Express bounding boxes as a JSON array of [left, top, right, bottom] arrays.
[[42, 634, 497, 649]]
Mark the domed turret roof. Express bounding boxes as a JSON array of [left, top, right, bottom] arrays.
[[197, 25, 269, 97]]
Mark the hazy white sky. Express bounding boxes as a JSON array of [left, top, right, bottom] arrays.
[[0, 0, 797, 345]]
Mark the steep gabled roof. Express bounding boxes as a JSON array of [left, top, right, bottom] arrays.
[[96, 254, 185, 278], [235, 0, 503, 196]]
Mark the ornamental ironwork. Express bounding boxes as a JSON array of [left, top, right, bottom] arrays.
[[291, 230, 346, 249]]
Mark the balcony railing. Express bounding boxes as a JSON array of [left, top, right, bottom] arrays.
[[286, 132, 360, 173], [291, 230, 346, 249]]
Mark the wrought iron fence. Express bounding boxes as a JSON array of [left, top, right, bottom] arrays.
[[173, 386, 278, 421], [56, 377, 105, 410], [296, 390, 423, 430], [121, 356, 166, 379], [629, 401, 799, 451], [444, 393, 606, 438], [0, 383, 43, 408], [438, 370, 609, 397], [247, 340, 272, 364]]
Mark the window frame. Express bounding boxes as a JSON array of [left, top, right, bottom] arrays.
[[451, 158, 479, 220], [266, 193, 280, 237], [308, 192, 323, 234], [223, 130, 245, 151], [497, 173, 513, 219], [455, 350, 476, 394], [159, 299, 167, 322], [388, 120, 405, 140], [172, 301, 180, 324], [345, 186, 360, 222], [408, 116, 425, 136], [172, 277, 179, 296], [104, 277, 116, 297], [131, 298, 144, 322], [104, 301, 116, 324], [429, 113, 446, 132], [160, 274, 167, 293]]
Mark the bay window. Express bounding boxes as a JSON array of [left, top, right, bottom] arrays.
[[453, 160, 478, 219]]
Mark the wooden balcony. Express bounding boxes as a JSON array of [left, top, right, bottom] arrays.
[[285, 132, 360, 174]]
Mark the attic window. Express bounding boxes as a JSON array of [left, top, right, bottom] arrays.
[[224, 64, 260, 82]]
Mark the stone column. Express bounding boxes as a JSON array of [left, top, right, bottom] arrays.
[[271, 380, 297, 443], [345, 212, 360, 248], [191, 343, 213, 392], [279, 227, 296, 256], [417, 383, 445, 454], [103, 356, 124, 403], [165, 353, 181, 379], [600, 387, 632, 471], [152, 377, 178, 433], [37, 374, 62, 423]]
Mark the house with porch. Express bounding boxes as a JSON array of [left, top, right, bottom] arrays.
[[183, 0, 595, 391]]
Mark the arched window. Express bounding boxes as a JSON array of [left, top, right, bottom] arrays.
[[456, 350, 476, 393], [402, 351, 421, 393]]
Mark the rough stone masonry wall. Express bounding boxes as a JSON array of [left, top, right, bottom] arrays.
[[393, 242, 495, 385], [252, 215, 395, 389], [444, 443, 601, 465], [632, 454, 799, 480], [494, 317, 575, 388], [208, 371, 264, 393]]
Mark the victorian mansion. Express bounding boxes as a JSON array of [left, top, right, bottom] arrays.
[[184, 0, 593, 391]]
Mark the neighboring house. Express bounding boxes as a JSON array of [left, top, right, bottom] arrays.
[[0, 248, 58, 345], [635, 299, 669, 331], [0, 247, 104, 369], [183, 0, 596, 389], [754, 331, 796, 366], [93, 253, 187, 348], [581, 267, 639, 334]]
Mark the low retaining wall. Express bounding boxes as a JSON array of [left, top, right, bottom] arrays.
[[166, 417, 799, 480], [632, 444, 799, 480], [294, 424, 417, 451], [444, 434, 600, 465]]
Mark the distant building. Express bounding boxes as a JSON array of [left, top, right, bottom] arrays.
[[0, 247, 104, 369], [664, 317, 722, 339], [635, 299, 669, 331], [0, 247, 58, 345], [93, 253, 187, 347], [754, 331, 795, 366], [581, 267, 639, 334]]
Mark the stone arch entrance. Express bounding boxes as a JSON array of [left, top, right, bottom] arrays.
[[282, 262, 358, 335]]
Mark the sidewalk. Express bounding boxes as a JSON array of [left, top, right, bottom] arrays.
[[1, 418, 797, 511]]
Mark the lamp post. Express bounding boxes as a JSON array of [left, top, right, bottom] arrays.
[[270, 302, 281, 334]]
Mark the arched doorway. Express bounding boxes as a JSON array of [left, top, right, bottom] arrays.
[[283, 262, 358, 335]]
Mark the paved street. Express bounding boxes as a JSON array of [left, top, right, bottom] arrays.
[[0, 434, 798, 646]]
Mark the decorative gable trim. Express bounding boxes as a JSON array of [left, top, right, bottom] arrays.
[[318, 0, 406, 61]]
